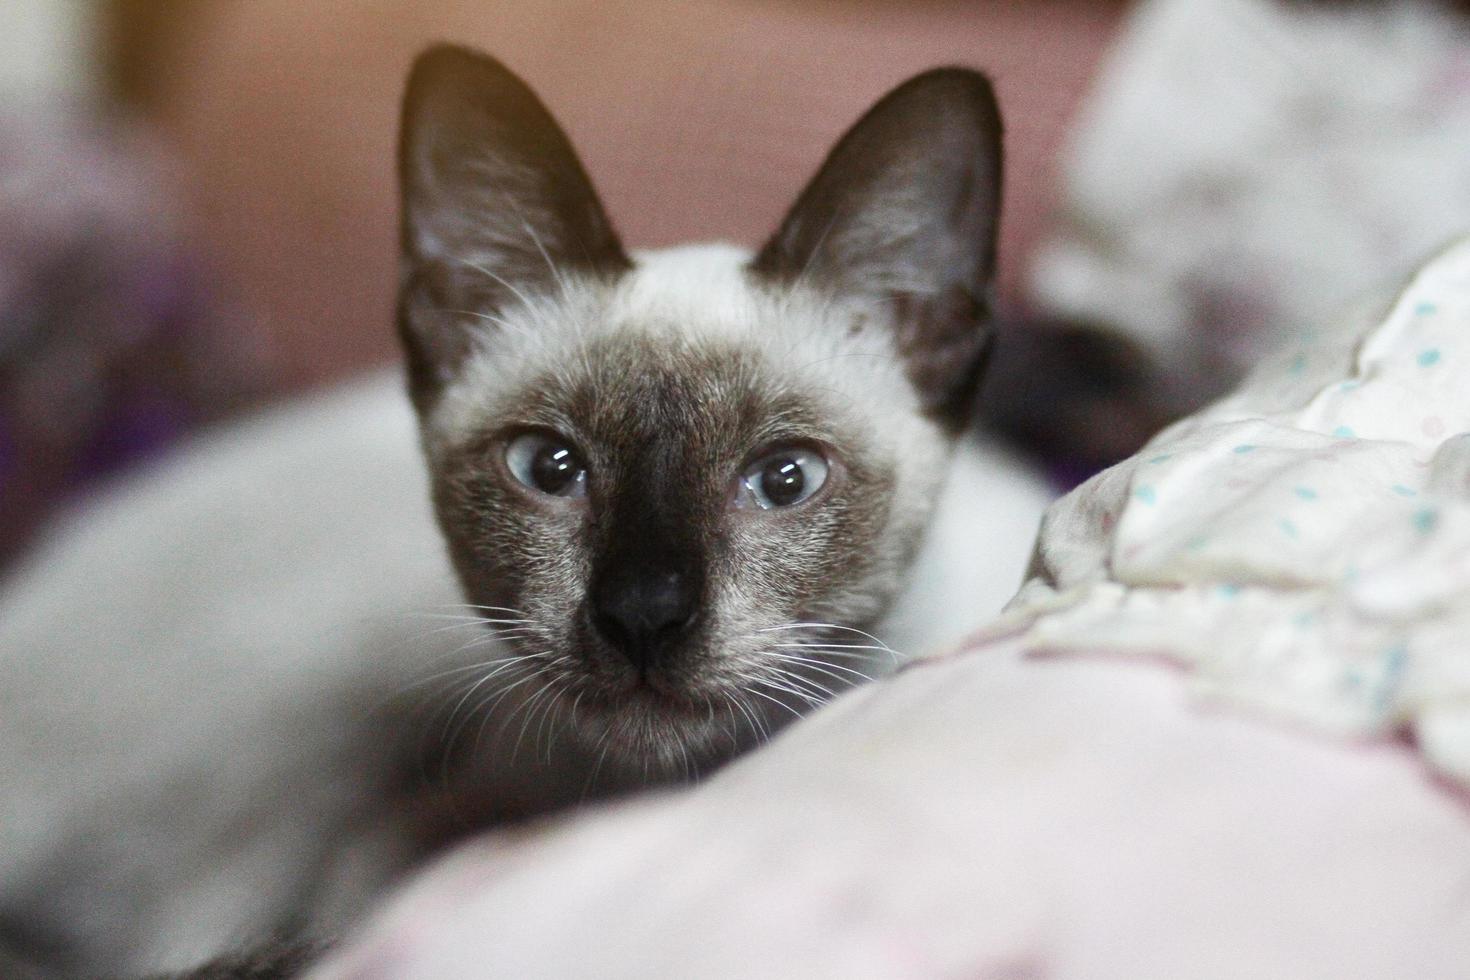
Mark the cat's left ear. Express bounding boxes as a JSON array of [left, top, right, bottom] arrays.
[[752, 69, 1003, 425]]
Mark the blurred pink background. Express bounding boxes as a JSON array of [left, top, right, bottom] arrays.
[[112, 0, 1123, 389]]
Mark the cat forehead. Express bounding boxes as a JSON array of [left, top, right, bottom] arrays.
[[426, 244, 928, 452], [619, 243, 768, 326], [609, 243, 871, 349]]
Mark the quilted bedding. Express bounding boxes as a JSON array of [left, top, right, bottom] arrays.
[[1015, 236, 1470, 787]]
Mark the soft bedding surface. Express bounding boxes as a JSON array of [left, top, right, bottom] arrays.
[[316, 650, 1470, 980], [1013, 236, 1470, 786], [312, 244, 1470, 977]]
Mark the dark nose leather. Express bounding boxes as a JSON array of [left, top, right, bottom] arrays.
[[590, 567, 699, 672]]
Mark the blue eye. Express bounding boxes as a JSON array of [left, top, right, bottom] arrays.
[[505, 433, 589, 498], [735, 448, 830, 510]]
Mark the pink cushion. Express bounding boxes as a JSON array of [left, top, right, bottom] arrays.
[[315, 647, 1470, 978]]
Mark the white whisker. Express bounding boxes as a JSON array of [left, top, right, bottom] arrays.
[[467, 668, 545, 754], [450, 256, 539, 314], [765, 652, 874, 687], [743, 685, 805, 722], [753, 668, 831, 707], [508, 675, 562, 765]]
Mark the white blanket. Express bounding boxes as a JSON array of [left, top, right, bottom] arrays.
[[1013, 236, 1470, 786]]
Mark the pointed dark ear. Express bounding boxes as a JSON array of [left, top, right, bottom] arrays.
[[751, 68, 1003, 426], [397, 45, 631, 406]]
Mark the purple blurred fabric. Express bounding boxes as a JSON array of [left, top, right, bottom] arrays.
[[0, 108, 268, 569]]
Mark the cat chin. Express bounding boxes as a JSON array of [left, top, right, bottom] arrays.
[[556, 679, 782, 774]]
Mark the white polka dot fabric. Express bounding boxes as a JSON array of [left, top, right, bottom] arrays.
[[1006, 236, 1470, 786]]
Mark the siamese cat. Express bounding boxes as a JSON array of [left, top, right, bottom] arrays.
[[0, 46, 1050, 978]]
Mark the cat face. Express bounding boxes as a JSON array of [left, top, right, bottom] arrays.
[[396, 46, 1002, 772]]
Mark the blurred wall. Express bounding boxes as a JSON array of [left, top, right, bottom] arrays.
[[103, 1, 1124, 392], [0, 0, 97, 100]]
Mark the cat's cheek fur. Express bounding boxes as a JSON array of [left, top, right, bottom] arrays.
[[429, 456, 592, 660]]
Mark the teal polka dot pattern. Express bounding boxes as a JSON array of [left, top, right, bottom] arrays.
[[1006, 238, 1470, 787]]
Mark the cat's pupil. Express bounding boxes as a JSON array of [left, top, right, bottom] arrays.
[[532, 445, 581, 493], [760, 457, 805, 506]]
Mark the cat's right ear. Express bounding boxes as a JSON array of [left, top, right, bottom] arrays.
[[397, 45, 630, 406]]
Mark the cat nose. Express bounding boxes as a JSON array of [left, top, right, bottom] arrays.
[[589, 567, 700, 672]]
